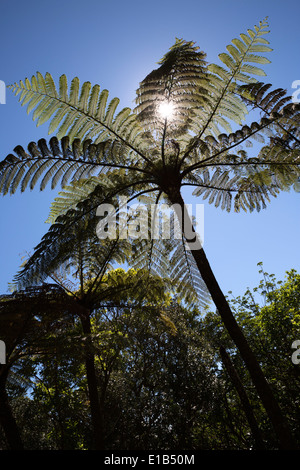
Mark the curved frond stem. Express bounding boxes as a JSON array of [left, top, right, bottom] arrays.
[[48, 273, 79, 299], [53, 177, 156, 233], [3, 154, 152, 180], [85, 237, 122, 298], [70, 104, 153, 166], [181, 182, 277, 194], [199, 160, 300, 169], [126, 186, 160, 205]]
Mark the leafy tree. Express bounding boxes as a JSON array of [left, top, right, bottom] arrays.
[[90, 300, 222, 450], [204, 265, 300, 448], [26, 336, 94, 449], [2, 265, 299, 450], [1, 19, 300, 448], [0, 265, 172, 449], [0, 284, 73, 449], [230, 266, 300, 440]]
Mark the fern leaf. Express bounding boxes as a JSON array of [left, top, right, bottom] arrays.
[[9, 73, 150, 157], [134, 38, 208, 139], [0, 136, 139, 194], [182, 17, 273, 152]]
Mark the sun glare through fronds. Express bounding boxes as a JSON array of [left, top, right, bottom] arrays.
[[158, 101, 174, 119]]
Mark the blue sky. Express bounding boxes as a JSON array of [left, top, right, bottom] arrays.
[[0, 0, 299, 302]]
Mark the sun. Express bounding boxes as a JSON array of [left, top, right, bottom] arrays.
[[158, 101, 175, 119]]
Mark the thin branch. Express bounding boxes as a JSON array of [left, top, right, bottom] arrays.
[[181, 182, 280, 194]]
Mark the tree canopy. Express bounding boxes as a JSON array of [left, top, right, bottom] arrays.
[[0, 266, 299, 450]]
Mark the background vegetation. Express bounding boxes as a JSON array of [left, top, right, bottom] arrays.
[[0, 264, 299, 450]]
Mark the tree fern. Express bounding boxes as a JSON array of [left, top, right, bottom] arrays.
[[2, 22, 299, 296], [3, 20, 299, 206]]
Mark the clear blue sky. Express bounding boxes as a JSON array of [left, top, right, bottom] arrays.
[[0, 0, 299, 301]]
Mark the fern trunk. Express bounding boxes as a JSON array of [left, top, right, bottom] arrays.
[[80, 310, 104, 450], [219, 345, 265, 449], [170, 190, 297, 450]]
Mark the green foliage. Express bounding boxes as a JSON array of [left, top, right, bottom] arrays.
[[197, 19, 271, 134], [135, 38, 208, 138], [0, 284, 72, 359], [205, 265, 300, 447], [1, 267, 300, 450], [9, 73, 148, 150]]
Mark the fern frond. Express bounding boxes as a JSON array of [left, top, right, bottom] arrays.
[[134, 38, 208, 138], [182, 18, 272, 157], [238, 81, 300, 148], [191, 143, 300, 213], [14, 206, 128, 290], [12, 169, 155, 289], [169, 236, 209, 306], [0, 136, 149, 195], [127, 192, 210, 306], [181, 85, 300, 182], [45, 177, 101, 224], [9, 73, 152, 156]]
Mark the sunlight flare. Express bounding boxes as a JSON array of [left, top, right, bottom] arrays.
[[158, 101, 174, 119]]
